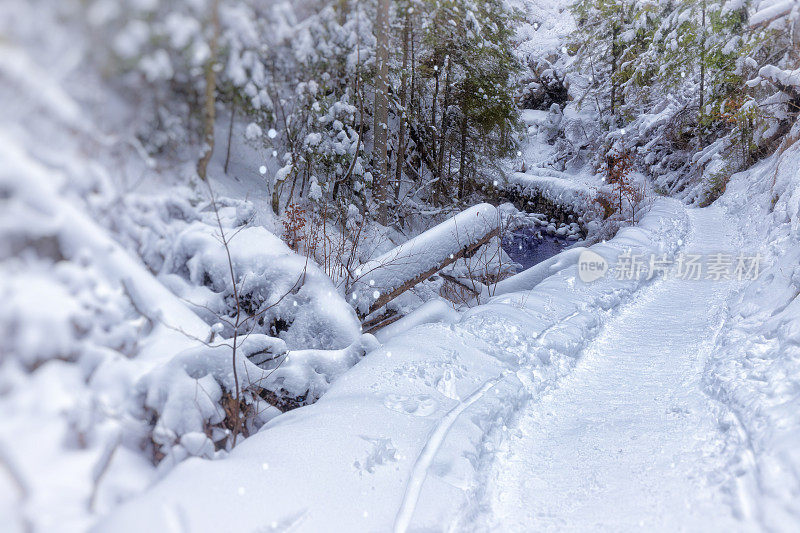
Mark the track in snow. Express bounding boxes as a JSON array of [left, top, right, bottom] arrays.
[[480, 207, 757, 531]]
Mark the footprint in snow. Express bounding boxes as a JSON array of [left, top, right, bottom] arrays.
[[435, 368, 463, 400], [353, 436, 397, 474], [383, 394, 439, 416]]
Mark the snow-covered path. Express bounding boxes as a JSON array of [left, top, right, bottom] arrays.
[[481, 207, 754, 531]]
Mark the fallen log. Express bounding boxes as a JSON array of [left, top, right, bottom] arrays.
[[351, 203, 500, 317]]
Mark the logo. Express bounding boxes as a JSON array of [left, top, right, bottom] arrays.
[[578, 249, 608, 283]]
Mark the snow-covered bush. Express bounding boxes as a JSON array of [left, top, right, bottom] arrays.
[[164, 221, 361, 350]]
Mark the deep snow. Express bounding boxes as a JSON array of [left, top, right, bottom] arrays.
[[4, 0, 800, 531], [478, 207, 755, 531], [96, 198, 694, 532]]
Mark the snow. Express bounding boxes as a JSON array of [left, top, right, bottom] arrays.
[[0, 103, 372, 530], [96, 197, 691, 532], [0, 7, 371, 529], [350, 203, 500, 314], [704, 135, 800, 529], [519, 109, 550, 126], [0, 43, 82, 125], [0, 133, 211, 343], [759, 64, 800, 89], [750, 0, 797, 26], [478, 207, 752, 531], [506, 170, 598, 214], [373, 299, 460, 343], [97, 133, 800, 529], [5, 0, 800, 530], [244, 122, 262, 140], [511, 0, 576, 62], [492, 245, 586, 296]]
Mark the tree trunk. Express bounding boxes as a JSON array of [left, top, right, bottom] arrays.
[[698, 1, 706, 148], [224, 98, 235, 174], [196, 0, 220, 181], [458, 104, 468, 200], [431, 68, 440, 169], [395, 13, 410, 202], [437, 55, 451, 180], [610, 24, 619, 120], [373, 0, 391, 224]]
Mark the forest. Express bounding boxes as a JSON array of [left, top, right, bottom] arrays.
[[2, 0, 800, 531]]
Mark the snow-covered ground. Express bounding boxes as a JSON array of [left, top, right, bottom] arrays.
[[3, 0, 800, 531], [478, 206, 754, 531], [95, 141, 800, 532], [97, 198, 693, 531]]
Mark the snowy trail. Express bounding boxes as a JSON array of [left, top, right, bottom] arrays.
[[481, 206, 756, 531]]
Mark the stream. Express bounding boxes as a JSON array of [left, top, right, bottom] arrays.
[[502, 226, 573, 270]]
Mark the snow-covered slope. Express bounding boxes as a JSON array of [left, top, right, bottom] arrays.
[[96, 199, 690, 532], [96, 135, 800, 531], [704, 130, 800, 529], [0, 2, 366, 530], [4, 0, 800, 530]]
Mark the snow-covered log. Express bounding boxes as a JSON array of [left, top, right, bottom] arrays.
[[749, 0, 797, 28], [350, 204, 500, 317], [504, 170, 597, 216], [758, 65, 800, 102]]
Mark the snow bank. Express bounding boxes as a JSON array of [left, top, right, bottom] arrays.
[[706, 134, 800, 528], [0, 134, 211, 343], [492, 246, 586, 296], [96, 198, 690, 532], [373, 299, 460, 343], [0, 122, 372, 529], [0, 25, 365, 531]]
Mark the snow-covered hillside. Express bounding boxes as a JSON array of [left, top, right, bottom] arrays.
[[3, 0, 800, 531]]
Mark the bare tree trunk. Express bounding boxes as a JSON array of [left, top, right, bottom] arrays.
[[224, 98, 235, 174], [610, 24, 619, 120], [437, 55, 451, 179], [458, 104, 468, 200], [431, 68, 440, 170], [395, 13, 410, 203], [410, 19, 416, 125], [197, 0, 220, 181], [373, 0, 391, 224], [698, 0, 706, 148]]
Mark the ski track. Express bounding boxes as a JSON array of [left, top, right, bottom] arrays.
[[394, 375, 504, 533], [479, 206, 758, 532]]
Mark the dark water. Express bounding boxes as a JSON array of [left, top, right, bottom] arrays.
[[502, 228, 573, 270]]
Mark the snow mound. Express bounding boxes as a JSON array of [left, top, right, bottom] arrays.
[[164, 221, 360, 351], [506, 171, 598, 214]]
